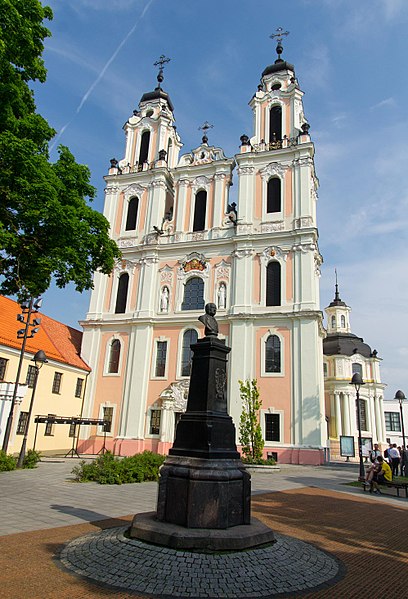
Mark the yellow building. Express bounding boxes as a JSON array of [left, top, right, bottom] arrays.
[[0, 296, 90, 456]]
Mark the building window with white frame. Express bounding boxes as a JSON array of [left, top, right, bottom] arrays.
[[155, 341, 168, 377], [75, 378, 84, 398], [125, 196, 139, 231], [193, 190, 207, 232], [265, 335, 281, 373], [267, 177, 281, 213], [115, 273, 129, 314], [181, 277, 205, 311], [269, 105, 282, 142], [52, 372, 62, 394], [181, 329, 198, 376], [150, 409, 161, 435], [108, 339, 121, 374], [102, 406, 114, 433], [266, 261, 281, 306], [385, 412, 401, 432], [265, 413, 280, 442]]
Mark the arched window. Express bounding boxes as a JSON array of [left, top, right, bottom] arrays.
[[265, 335, 281, 373], [267, 178, 281, 213], [115, 273, 129, 314], [266, 262, 281, 306], [108, 339, 121, 373], [182, 277, 205, 311], [138, 130, 150, 164], [269, 105, 282, 141], [352, 363, 362, 377], [193, 190, 207, 232], [125, 197, 139, 231], [331, 315, 336, 328], [181, 329, 198, 376], [341, 315, 346, 328]]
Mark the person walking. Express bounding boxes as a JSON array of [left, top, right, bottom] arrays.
[[401, 445, 408, 477]]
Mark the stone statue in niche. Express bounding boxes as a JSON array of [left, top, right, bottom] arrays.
[[217, 282, 226, 309], [198, 303, 218, 337], [160, 286, 169, 312]]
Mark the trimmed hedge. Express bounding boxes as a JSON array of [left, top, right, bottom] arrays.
[[72, 451, 165, 484], [0, 450, 17, 471]]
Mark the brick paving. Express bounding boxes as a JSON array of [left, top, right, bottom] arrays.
[[1, 486, 407, 598]]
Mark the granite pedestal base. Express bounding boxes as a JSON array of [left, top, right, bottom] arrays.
[[156, 455, 251, 529], [129, 512, 275, 551]]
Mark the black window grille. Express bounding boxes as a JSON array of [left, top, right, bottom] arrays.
[[181, 329, 198, 376], [267, 178, 281, 213], [181, 277, 205, 311], [26, 365, 37, 388], [17, 411, 29, 435], [139, 130, 150, 164], [52, 372, 62, 394], [155, 341, 167, 377], [385, 412, 401, 432], [75, 378, 84, 398], [150, 409, 161, 435], [266, 262, 281, 306], [269, 105, 282, 141], [0, 358, 8, 380], [115, 273, 129, 314], [45, 414, 56, 436], [265, 413, 280, 442], [108, 340, 121, 373], [125, 197, 139, 230], [265, 335, 281, 373], [193, 190, 207, 232]]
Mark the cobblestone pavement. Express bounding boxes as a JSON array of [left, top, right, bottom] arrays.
[[1, 461, 408, 598], [60, 526, 343, 598]]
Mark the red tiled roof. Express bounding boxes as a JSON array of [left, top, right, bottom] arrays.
[[0, 296, 90, 371]]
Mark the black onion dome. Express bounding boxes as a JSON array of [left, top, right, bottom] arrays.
[[323, 333, 373, 358], [262, 59, 295, 77], [140, 87, 174, 112]]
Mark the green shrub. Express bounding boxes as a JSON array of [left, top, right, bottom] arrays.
[[22, 449, 42, 469], [0, 450, 17, 471], [72, 451, 165, 484], [242, 456, 276, 466]]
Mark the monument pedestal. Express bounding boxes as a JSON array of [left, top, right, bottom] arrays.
[[129, 324, 275, 550]]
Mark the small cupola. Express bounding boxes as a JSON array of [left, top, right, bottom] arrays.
[[325, 275, 351, 335]]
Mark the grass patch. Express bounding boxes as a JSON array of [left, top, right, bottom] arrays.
[[343, 477, 407, 488]]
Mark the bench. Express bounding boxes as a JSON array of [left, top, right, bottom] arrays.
[[363, 480, 408, 498]]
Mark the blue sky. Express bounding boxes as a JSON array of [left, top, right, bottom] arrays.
[[32, 0, 408, 398]]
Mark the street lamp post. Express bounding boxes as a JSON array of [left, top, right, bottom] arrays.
[[351, 372, 366, 479], [395, 390, 406, 449], [16, 350, 47, 468], [2, 297, 42, 452]]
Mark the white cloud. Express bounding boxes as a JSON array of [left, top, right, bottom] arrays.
[[370, 97, 396, 110]]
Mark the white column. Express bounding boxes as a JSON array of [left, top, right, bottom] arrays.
[[329, 392, 335, 437], [236, 165, 255, 224], [231, 249, 253, 314], [135, 256, 159, 318], [228, 319, 255, 438], [175, 180, 189, 232], [374, 395, 382, 443], [335, 392, 342, 438], [146, 179, 167, 233], [343, 392, 351, 436], [378, 396, 386, 442], [368, 393, 376, 438]]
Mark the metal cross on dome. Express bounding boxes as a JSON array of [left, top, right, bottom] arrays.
[[198, 121, 214, 143], [270, 27, 289, 58], [154, 54, 171, 87]]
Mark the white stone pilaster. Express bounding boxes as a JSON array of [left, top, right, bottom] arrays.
[[175, 180, 189, 232], [334, 392, 342, 438], [212, 173, 226, 229]]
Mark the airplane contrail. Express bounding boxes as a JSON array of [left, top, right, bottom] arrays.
[[50, 0, 155, 151]]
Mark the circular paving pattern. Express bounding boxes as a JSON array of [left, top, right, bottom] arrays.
[[60, 526, 344, 598]]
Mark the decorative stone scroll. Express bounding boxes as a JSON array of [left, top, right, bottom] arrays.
[[214, 260, 231, 281], [160, 380, 190, 412], [237, 166, 254, 176], [259, 162, 289, 181], [159, 265, 174, 285], [259, 246, 289, 266], [123, 183, 145, 200]]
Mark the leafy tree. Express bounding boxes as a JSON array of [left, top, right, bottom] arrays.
[[238, 379, 265, 463], [0, 0, 120, 299]]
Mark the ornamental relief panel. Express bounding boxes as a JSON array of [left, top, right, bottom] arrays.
[[259, 246, 289, 265], [160, 380, 190, 412], [260, 221, 284, 233], [237, 166, 254, 175], [177, 253, 210, 280], [259, 162, 289, 181], [214, 260, 231, 281], [159, 265, 174, 284], [123, 183, 146, 200], [292, 242, 316, 254]]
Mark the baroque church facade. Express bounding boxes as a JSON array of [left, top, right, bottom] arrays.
[[78, 46, 329, 464]]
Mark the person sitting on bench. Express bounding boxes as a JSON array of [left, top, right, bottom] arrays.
[[364, 456, 392, 494]]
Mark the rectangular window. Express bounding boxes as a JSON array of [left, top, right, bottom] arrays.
[[0, 358, 8, 380], [16, 411, 29, 435], [265, 413, 280, 442], [44, 414, 56, 436], [52, 372, 62, 394], [102, 406, 114, 433], [26, 365, 37, 388], [385, 412, 401, 432], [155, 341, 167, 377], [69, 422, 77, 438], [75, 378, 84, 398], [150, 409, 161, 435]]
